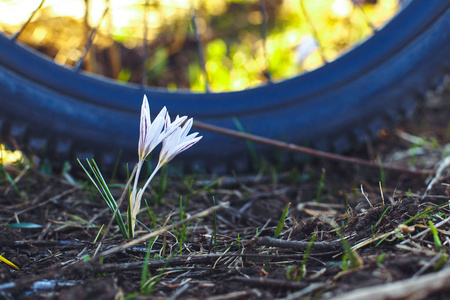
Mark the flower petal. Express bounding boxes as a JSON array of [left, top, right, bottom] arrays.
[[137, 96, 172, 161], [138, 95, 151, 159], [158, 120, 202, 166]]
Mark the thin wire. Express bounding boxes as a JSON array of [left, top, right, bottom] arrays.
[[258, 0, 271, 82], [352, 1, 377, 32], [141, 0, 150, 87], [12, 0, 45, 41], [193, 120, 430, 177], [74, 6, 109, 72], [190, 2, 210, 93], [105, 0, 112, 33], [299, 0, 327, 64]]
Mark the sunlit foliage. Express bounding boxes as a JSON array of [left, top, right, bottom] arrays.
[[0, 0, 399, 92]]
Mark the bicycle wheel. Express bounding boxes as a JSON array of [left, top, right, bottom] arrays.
[[0, 0, 449, 172]]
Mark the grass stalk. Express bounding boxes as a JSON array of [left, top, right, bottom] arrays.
[[315, 168, 326, 203], [323, 216, 361, 270], [429, 221, 442, 251], [371, 206, 390, 236], [78, 158, 128, 238], [145, 199, 158, 230], [275, 202, 291, 238], [178, 196, 186, 255], [213, 196, 218, 252], [298, 233, 316, 282], [140, 239, 154, 294]]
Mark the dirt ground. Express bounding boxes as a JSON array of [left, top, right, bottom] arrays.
[[0, 85, 449, 300]]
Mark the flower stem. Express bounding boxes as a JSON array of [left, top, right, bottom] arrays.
[[141, 163, 162, 195], [129, 160, 144, 237]]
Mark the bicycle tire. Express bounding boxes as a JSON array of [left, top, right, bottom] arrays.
[[0, 0, 449, 172]]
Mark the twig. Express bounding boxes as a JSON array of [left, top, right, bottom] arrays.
[[206, 289, 262, 300], [326, 267, 450, 300], [379, 181, 385, 207], [4, 164, 30, 195], [167, 283, 191, 300], [351, 231, 396, 252], [230, 276, 308, 289], [360, 185, 373, 207], [194, 120, 430, 176], [5, 186, 79, 222], [422, 153, 450, 200], [412, 252, 445, 278], [278, 283, 328, 300], [88, 256, 212, 273], [256, 236, 342, 253], [12, 240, 86, 248], [78, 253, 321, 274], [400, 215, 450, 245]]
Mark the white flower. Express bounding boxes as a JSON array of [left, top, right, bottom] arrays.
[[138, 95, 187, 161], [158, 118, 202, 166], [138, 95, 166, 161], [164, 113, 187, 135], [129, 95, 200, 237]]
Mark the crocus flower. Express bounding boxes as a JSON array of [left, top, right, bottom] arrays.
[[158, 118, 202, 166], [138, 95, 186, 162], [129, 95, 195, 237], [138, 118, 202, 200]]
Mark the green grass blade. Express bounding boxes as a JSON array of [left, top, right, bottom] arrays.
[[140, 239, 153, 293], [315, 168, 326, 203], [78, 159, 107, 202], [78, 159, 128, 238], [429, 221, 442, 251], [376, 202, 450, 247], [213, 196, 218, 252], [324, 216, 361, 269], [375, 206, 390, 229], [275, 202, 291, 238], [298, 233, 316, 282], [6, 223, 42, 229], [404, 202, 449, 225], [145, 199, 158, 230], [94, 224, 105, 243], [88, 160, 118, 210]]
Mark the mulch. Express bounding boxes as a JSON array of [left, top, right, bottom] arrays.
[[1, 94, 450, 299]]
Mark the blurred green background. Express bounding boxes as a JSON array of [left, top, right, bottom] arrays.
[[0, 0, 399, 92]]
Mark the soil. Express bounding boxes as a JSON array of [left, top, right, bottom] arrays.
[[1, 88, 450, 299]]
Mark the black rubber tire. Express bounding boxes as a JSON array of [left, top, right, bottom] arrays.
[[0, 0, 449, 172]]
